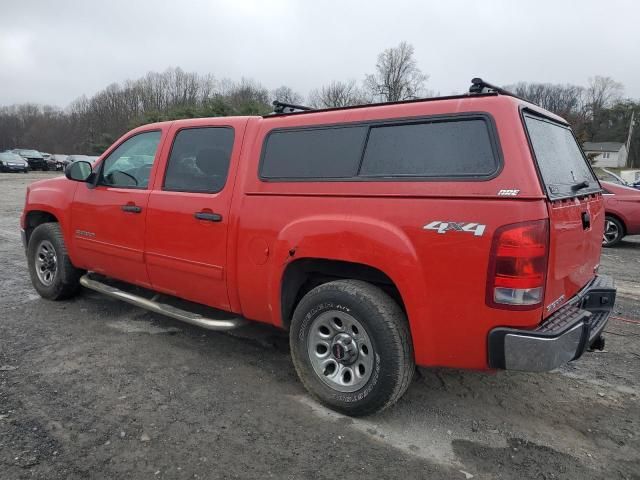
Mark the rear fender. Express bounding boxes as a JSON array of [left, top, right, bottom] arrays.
[[269, 214, 432, 361]]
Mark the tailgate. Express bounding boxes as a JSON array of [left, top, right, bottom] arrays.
[[545, 194, 604, 315], [523, 111, 604, 317]]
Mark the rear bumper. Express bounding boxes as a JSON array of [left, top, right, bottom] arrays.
[[488, 275, 616, 372]]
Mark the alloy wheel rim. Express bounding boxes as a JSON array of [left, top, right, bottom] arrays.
[[35, 240, 57, 286], [602, 220, 619, 245], [307, 310, 374, 393]]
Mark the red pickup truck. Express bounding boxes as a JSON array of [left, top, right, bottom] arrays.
[[21, 79, 616, 415]]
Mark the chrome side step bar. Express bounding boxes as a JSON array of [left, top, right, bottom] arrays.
[[79, 274, 246, 331]]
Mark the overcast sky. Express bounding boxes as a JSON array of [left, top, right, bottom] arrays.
[[1, 0, 639, 107]]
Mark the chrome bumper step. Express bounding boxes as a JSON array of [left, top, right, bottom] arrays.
[[79, 274, 246, 331]]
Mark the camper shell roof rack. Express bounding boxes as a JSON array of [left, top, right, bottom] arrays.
[[264, 78, 523, 118], [271, 101, 314, 114]]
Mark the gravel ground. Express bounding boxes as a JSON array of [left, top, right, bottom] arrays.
[[1, 172, 639, 480]]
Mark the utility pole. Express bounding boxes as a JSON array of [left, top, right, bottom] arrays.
[[625, 110, 635, 167]]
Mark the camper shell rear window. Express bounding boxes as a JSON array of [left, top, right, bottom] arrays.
[[523, 112, 600, 199]]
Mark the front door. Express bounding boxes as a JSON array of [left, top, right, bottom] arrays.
[[145, 121, 242, 311], [71, 130, 164, 287]]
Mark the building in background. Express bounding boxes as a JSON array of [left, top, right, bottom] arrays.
[[583, 142, 628, 168]]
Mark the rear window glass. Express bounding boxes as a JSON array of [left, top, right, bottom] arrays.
[[260, 126, 367, 179], [360, 119, 497, 177], [524, 115, 599, 198], [164, 127, 234, 193]]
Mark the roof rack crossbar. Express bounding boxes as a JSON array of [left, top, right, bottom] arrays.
[[469, 78, 521, 99], [272, 101, 314, 114]]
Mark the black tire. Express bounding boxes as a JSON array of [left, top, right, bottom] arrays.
[[27, 222, 83, 300], [290, 280, 414, 416], [602, 215, 624, 247]]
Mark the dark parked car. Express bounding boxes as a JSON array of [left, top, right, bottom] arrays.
[[13, 149, 47, 170], [50, 154, 70, 171], [42, 153, 59, 171], [602, 181, 640, 247], [0, 152, 29, 172]]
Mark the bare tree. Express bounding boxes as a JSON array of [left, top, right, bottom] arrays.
[[308, 80, 367, 108], [221, 78, 268, 104], [272, 86, 303, 105], [364, 41, 429, 102], [509, 82, 585, 117], [585, 76, 623, 116]]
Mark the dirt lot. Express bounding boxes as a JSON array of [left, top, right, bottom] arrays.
[[1, 172, 639, 480]]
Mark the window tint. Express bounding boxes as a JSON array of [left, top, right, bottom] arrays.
[[524, 115, 598, 198], [163, 127, 234, 193], [360, 119, 497, 177], [100, 131, 161, 188], [260, 126, 367, 179]]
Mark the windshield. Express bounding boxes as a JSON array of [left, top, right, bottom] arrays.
[[595, 168, 626, 186], [17, 149, 43, 158], [524, 114, 599, 199], [0, 153, 23, 162]]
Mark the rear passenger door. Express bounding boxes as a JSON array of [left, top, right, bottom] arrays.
[[144, 119, 245, 311]]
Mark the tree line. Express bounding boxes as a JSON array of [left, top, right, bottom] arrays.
[[0, 41, 638, 167], [507, 76, 639, 167]]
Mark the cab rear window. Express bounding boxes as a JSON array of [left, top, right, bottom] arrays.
[[524, 114, 599, 198]]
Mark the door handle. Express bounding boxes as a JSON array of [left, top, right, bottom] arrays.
[[581, 211, 591, 230], [194, 211, 222, 222], [121, 204, 142, 213]]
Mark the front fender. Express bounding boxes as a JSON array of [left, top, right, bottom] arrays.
[[22, 177, 77, 258]]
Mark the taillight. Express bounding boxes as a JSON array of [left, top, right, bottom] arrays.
[[486, 219, 549, 310]]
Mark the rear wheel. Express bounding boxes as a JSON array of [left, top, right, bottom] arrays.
[[290, 280, 414, 416], [602, 215, 624, 247], [27, 223, 83, 300]]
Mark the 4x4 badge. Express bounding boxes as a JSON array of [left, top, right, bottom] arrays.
[[423, 221, 486, 237]]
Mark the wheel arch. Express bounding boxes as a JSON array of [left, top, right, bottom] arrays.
[[265, 213, 432, 365], [605, 212, 626, 236], [280, 258, 407, 331], [24, 210, 59, 246]]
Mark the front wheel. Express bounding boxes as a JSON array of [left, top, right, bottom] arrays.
[[290, 280, 414, 416], [27, 223, 83, 300], [602, 216, 624, 247]]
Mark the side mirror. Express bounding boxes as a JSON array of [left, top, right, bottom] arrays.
[[65, 160, 93, 182]]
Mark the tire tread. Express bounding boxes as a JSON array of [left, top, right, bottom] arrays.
[[27, 222, 82, 300], [290, 279, 414, 416]]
